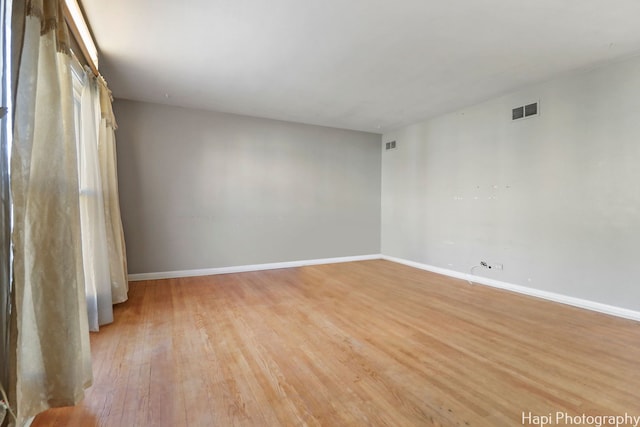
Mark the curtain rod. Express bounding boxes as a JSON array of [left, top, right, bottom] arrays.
[[62, 0, 99, 76]]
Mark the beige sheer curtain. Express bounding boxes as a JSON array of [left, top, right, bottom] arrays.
[[98, 78, 128, 304], [10, 0, 92, 424], [77, 69, 128, 330], [77, 67, 113, 331]]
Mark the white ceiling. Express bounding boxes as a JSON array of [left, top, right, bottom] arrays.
[[82, 0, 640, 133]]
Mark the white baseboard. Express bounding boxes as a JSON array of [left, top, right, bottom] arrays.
[[128, 254, 382, 281], [128, 253, 640, 322], [382, 255, 640, 322]]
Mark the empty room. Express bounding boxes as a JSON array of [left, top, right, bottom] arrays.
[[1, 0, 640, 426]]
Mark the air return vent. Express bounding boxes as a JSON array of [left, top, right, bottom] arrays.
[[512, 106, 524, 120], [524, 102, 537, 117], [512, 101, 539, 121]]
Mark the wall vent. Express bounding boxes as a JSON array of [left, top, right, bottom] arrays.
[[512, 106, 524, 120], [385, 140, 397, 150], [512, 101, 539, 121]]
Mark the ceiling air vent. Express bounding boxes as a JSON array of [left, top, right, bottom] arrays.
[[512, 101, 539, 121], [385, 140, 397, 150]]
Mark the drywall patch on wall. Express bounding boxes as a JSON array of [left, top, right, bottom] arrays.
[[115, 100, 382, 274], [381, 54, 640, 312]]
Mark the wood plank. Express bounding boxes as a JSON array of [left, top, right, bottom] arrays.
[[32, 260, 640, 426]]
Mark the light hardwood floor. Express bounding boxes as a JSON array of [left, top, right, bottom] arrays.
[[33, 260, 640, 426]]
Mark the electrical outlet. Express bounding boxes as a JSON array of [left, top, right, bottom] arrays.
[[480, 261, 503, 270]]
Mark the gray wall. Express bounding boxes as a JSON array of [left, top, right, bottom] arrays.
[[382, 55, 640, 312], [115, 100, 381, 274]]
